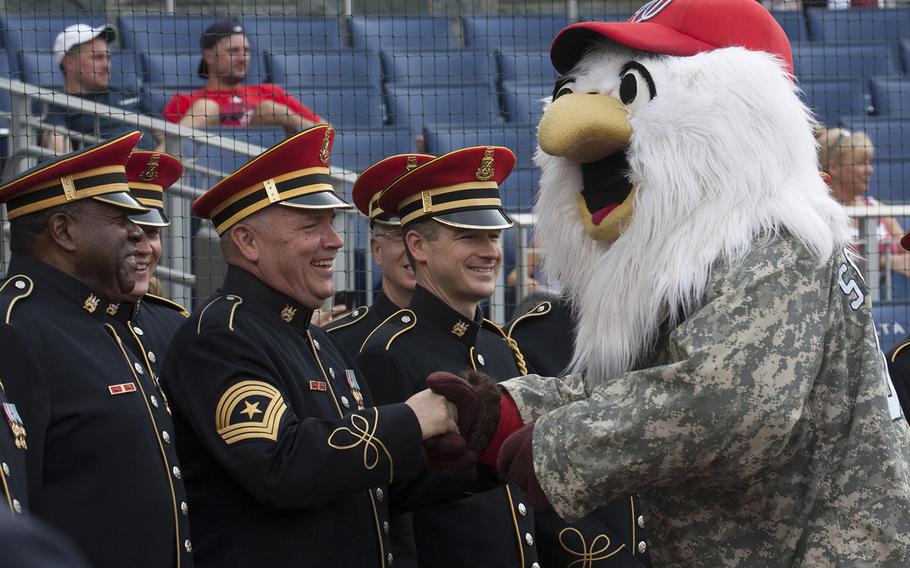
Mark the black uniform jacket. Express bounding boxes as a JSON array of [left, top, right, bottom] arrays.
[[134, 293, 189, 359], [161, 266, 424, 568], [0, 512, 91, 567], [0, 323, 33, 517], [509, 299, 653, 568], [323, 290, 400, 358], [0, 254, 193, 568], [358, 284, 538, 568], [886, 339, 910, 421]]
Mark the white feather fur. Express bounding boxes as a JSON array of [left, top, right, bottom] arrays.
[[533, 45, 851, 387]]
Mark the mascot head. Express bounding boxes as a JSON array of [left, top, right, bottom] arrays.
[[533, 0, 851, 383]]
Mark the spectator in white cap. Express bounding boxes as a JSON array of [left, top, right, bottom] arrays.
[[43, 23, 158, 153]]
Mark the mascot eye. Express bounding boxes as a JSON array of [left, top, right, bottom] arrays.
[[553, 78, 575, 100], [619, 62, 656, 112]]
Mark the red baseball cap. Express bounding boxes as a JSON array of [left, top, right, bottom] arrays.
[[126, 151, 184, 227], [551, 0, 793, 76], [379, 146, 515, 230], [353, 154, 434, 226], [193, 125, 351, 235]]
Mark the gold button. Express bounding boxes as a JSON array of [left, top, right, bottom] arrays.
[[172, 466, 181, 479], [532, 564, 540, 568], [151, 396, 159, 408], [162, 431, 171, 444], [329, 368, 336, 379], [184, 539, 192, 553], [517, 502, 527, 516], [313, 339, 321, 351], [353, 309, 360, 317], [14, 281, 25, 290], [638, 541, 647, 554], [401, 315, 411, 323], [387, 553, 394, 565], [133, 326, 144, 336], [383, 521, 390, 534], [181, 501, 189, 515], [477, 354, 485, 366], [525, 533, 534, 546], [375, 487, 384, 501], [637, 515, 645, 528], [148, 352, 156, 363], [341, 396, 351, 409], [2, 462, 9, 476], [134, 362, 144, 374], [12, 499, 21, 514]]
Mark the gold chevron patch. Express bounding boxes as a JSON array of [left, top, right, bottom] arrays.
[[215, 380, 288, 445]]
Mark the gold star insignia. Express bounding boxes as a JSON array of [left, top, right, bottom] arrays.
[[240, 400, 262, 419]]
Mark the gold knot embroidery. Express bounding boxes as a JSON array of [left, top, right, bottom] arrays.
[[83, 294, 100, 313], [559, 528, 624, 568], [327, 409, 394, 481], [475, 147, 495, 181], [140, 153, 161, 182], [451, 320, 469, 337], [280, 305, 297, 323]]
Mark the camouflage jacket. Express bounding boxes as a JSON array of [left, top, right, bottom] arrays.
[[501, 233, 910, 567]]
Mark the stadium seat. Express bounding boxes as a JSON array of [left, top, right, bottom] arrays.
[[117, 14, 222, 53], [792, 43, 897, 82], [141, 86, 176, 118], [20, 51, 142, 92], [350, 17, 456, 51], [463, 16, 570, 51], [423, 125, 538, 169], [498, 166, 540, 212], [1, 14, 108, 72], [284, 85, 386, 130], [497, 50, 557, 87], [242, 16, 346, 52], [387, 84, 502, 130], [502, 83, 550, 125], [380, 50, 495, 88], [866, 160, 910, 203], [870, 77, 910, 116], [798, 79, 868, 128], [873, 301, 910, 353], [142, 49, 267, 89], [330, 128, 417, 174], [267, 50, 379, 88], [575, 12, 630, 23], [806, 7, 910, 43], [770, 9, 809, 43], [839, 116, 910, 161]]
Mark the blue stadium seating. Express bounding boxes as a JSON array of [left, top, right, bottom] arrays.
[[575, 13, 630, 23], [770, 9, 809, 43], [497, 50, 557, 86], [381, 50, 495, 87], [20, 51, 142, 92], [870, 77, 910, 115], [424, 125, 538, 169], [330, 128, 416, 173], [798, 79, 868, 128], [806, 8, 910, 43], [498, 167, 540, 211], [866, 160, 910, 203], [792, 43, 897, 82], [464, 16, 570, 51], [350, 17, 456, 51], [502, 83, 549, 125], [242, 16, 345, 52], [1, 14, 108, 58], [267, 50, 380, 88], [117, 14, 223, 53], [839, 116, 910, 161], [141, 50, 267, 89], [873, 301, 910, 352], [388, 84, 502, 130], [285, 85, 386, 130], [141, 86, 175, 118]]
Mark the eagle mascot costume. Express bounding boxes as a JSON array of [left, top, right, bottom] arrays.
[[425, 0, 910, 565]]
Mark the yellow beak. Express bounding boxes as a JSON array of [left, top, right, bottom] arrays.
[[538, 93, 631, 163]]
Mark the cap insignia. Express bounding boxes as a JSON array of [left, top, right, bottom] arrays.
[[421, 190, 433, 213], [280, 305, 297, 323], [105, 303, 119, 316], [319, 128, 334, 163], [263, 178, 280, 203], [140, 154, 161, 182], [630, 0, 673, 23], [406, 155, 419, 171], [451, 320, 469, 337], [475, 147, 495, 182], [83, 294, 100, 314], [61, 175, 77, 201]]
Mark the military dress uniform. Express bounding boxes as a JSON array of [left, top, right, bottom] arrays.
[[0, 324, 34, 517], [0, 132, 192, 568], [509, 299, 652, 568], [358, 147, 538, 568], [323, 153, 433, 359], [163, 126, 426, 568], [887, 337, 910, 421]]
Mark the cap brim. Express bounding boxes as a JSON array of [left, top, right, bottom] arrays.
[[92, 192, 150, 214], [129, 207, 170, 227], [551, 22, 714, 74], [430, 208, 513, 230], [279, 190, 353, 210]]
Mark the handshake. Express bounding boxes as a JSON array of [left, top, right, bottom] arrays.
[[404, 370, 549, 509]]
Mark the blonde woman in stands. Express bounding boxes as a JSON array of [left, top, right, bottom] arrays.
[[818, 127, 910, 293]]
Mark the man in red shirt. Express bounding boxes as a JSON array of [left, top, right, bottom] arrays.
[[163, 20, 325, 135]]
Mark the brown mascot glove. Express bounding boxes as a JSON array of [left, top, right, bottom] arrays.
[[426, 370, 503, 455], [497, 423, 551, 510]]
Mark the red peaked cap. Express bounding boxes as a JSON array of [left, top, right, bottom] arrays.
[[0, 131, 148, 220], [192, 125, 351, 235], [378, 146, 515, 230], [551, 0, 793, 76], [353, 154, 434, 225], [126, 151, 184, 227], [901, 231, 910, 252]]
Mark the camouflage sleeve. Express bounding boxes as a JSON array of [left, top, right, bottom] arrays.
[[499, 373, 589, 423], [532, 251, 832, 522]]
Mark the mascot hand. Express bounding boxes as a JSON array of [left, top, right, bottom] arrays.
[[497, 423, 552, 510], [426, 370, 503, 455], [423, 432, 476, 474]]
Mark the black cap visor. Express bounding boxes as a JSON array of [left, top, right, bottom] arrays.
[[129, 207, 170, 227], [279, 190, 353, 211], [92, 192, 150, 214], [427, 208, 513, 230]]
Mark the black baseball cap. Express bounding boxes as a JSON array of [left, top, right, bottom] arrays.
[[198, 19, 246, 79]]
